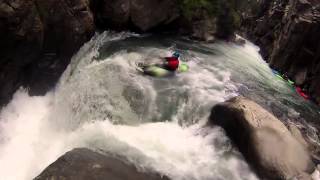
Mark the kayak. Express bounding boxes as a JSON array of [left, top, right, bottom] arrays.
[[275, 74, 285, 80], [136, 63, 189, 77], [272, 69, 284, 80], [271, 69, 294, 86], [295, 87, 309, 100], [287, 80, 295, 85]]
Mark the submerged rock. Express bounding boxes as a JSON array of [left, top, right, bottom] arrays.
[[208, 96, 314, 179], [35, 148, 170, 180]]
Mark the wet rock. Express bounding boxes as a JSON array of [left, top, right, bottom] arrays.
[[35, 148, 170, 180], [0, 0, 95, 106], [208, 96, 315, 179]]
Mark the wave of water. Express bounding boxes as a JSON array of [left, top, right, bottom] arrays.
[[1, 31, 318, 180]]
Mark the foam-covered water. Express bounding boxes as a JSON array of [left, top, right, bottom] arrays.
[[0, 90, 256, 180], [0, 32, 319, 180]]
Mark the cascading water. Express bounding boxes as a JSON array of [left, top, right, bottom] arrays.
[[0, 31, 319, 180]]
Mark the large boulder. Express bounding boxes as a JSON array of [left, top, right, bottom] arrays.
[[208, 96, 314, 179], [35, 148, 170, 180], [0, 0, 94, 106]]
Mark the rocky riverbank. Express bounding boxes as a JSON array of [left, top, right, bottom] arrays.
[[239, 0, 320, 105]]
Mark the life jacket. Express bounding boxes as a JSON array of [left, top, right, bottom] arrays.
[[165, 57, 179, 71]]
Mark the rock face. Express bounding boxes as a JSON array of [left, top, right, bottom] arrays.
[[0, 0, 94, 105], [91, 0, 240, 41], [91, 0, 130, 29], [240, 0, 320, 104], [35, 148, 170, 180], [91, 0, 180, 31], [208, 96, 314, 179], [130, 0, 179, 31]]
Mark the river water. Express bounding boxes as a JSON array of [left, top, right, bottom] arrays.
[[0, 31, 319, 180]]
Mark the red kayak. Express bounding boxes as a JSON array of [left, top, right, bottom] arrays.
[[295, 87, 309, 100]]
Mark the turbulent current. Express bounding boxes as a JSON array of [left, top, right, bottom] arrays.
[[0, 32, 319, 180]]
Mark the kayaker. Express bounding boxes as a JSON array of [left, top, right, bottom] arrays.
[[161, 52, 180, 72], [138, 52, 180, 71], [136, 51, 188, 77]]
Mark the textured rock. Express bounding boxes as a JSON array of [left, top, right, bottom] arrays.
[[184, 0, 239, 41], [28, 0, 95, 94], [91, 0, 239, 40], [130, 0, 179, 31], [208, 96, 314, 179], [34, 148, 170, 180], [0, 0, 43, 105], [91, 0, 130, 29], [0, 0, 94, 105], [91, 0, 180, 31]]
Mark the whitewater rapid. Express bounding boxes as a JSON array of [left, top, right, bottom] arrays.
[[0, 32, 318, 180]]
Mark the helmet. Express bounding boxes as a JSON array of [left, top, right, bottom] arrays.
[[173, 52, 180, 58]]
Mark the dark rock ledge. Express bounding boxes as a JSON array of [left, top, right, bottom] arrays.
[[34, 148, 170, 180]]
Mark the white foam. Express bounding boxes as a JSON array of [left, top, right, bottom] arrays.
[[0, 90, 60, 180], [67, 121, 257, 180], [0, 90, 257, 180]]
